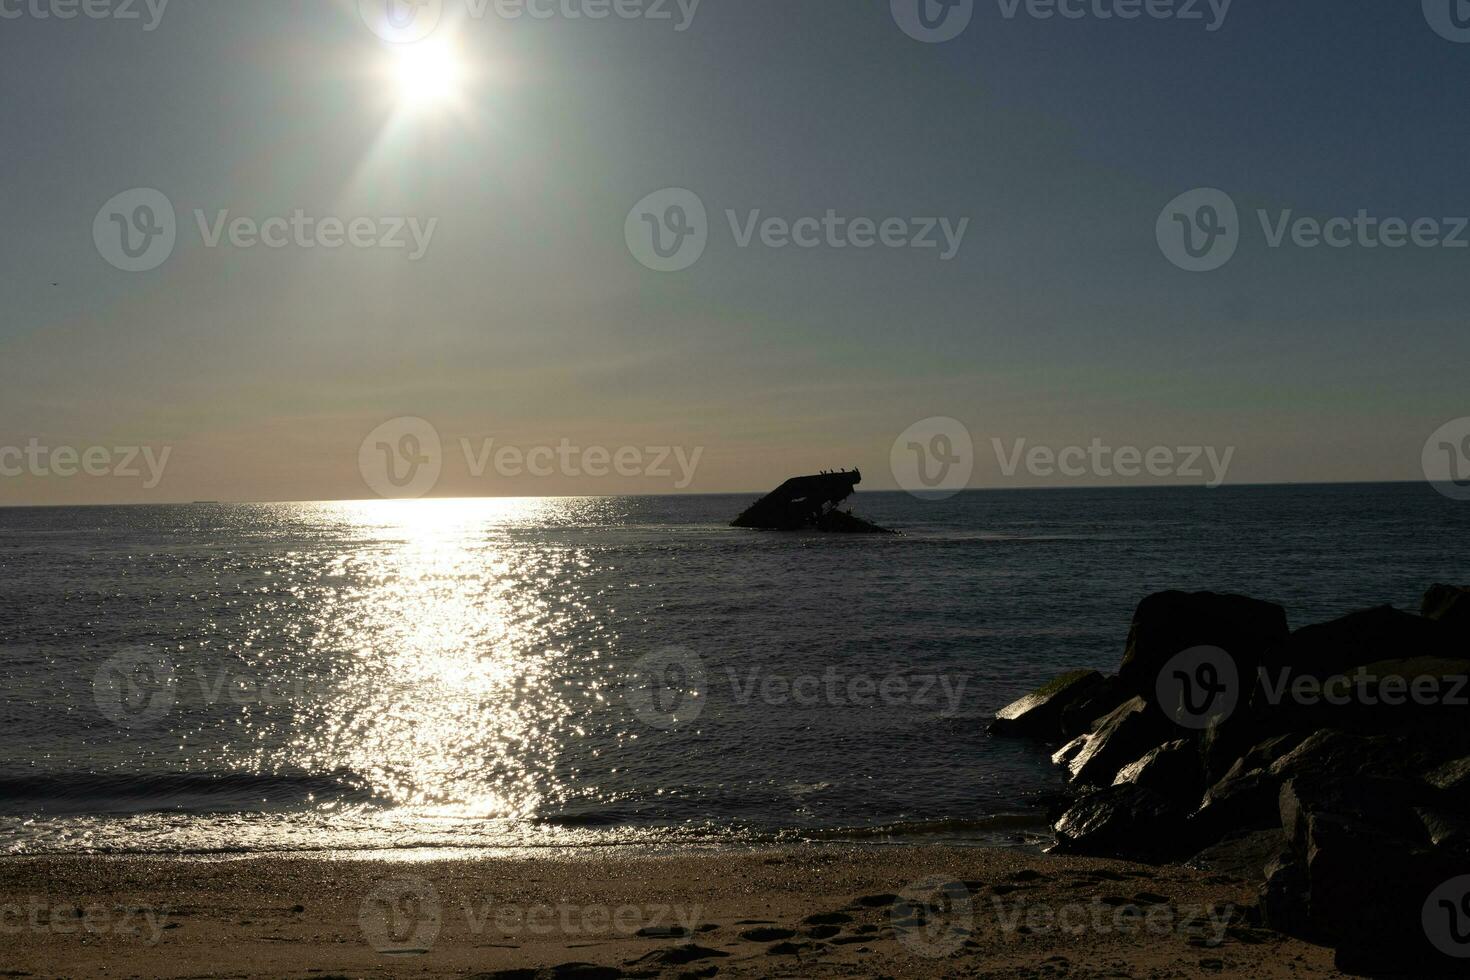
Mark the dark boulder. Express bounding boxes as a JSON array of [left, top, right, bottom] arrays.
[[1191, 732, 1416, 856], [1423, 583, 1470, 631], [1059, 696, 1174, 787], [1428, 756, 1470, 810], [1050, 783, 1195, 862], [1268, 729, 1413, 783], [1198, 715, 1306, 787], [1191, 764, 1282, 846], [1258, 853, 1311, 938], [1246, 654, 1470, 751], [1278, 775, 1433, 853], [1300, 813, 1470, 975], [1117, 590, 1288, 699], [1417, 807, 1470, 850], [1267, 605, 1454, 682], [1112, 739, 1203, 798], [1188, 828, 1286, 882], [989, 669, 1108, 740], [1058, 674, 1128, 740]]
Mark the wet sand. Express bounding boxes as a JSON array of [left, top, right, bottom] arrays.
[[0, 846, 1344, 978]]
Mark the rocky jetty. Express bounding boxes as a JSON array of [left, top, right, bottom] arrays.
[[992, 584, 1470, 975]]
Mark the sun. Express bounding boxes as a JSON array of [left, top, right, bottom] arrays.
[[388, 38, 465, 112]]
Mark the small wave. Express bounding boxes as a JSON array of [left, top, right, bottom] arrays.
[[0, 770, 382, 817]]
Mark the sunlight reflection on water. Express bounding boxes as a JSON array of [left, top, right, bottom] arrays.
[[244, 498, 602, 822]]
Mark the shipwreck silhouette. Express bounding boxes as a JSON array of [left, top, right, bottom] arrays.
[[731, 468, 893, 533]]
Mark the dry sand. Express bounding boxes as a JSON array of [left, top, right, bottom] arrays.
[[0, 846, 1345, 978]]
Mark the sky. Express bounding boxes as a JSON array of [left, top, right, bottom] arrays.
[[2, 0, 1469, 504]]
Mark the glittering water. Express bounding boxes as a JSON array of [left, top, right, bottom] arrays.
[[0, 486, 1464, 856]]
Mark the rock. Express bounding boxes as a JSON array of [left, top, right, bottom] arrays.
[[1059, 674, 1128, 740], [989, 670, 1108, 740], [1117, 590, 1289, 699], [1278, 775, 1432, 853], [1198, 720, 1305, 787], [1247, 654, 1470, 752], [1050, 783, 1195, 862], [1061, 696, 1174, 787], [1298, 813, 1470, 975], [1268, 729, 1412, 783], [1423, 583, 1470, 630], [1191, 765, 1282, 846], [1112, 739, 1203, 797], [1188, 828, 1286, 882], [1268, 605, 1454, 682], [1258, 853, 1311, 938], [1051, 734, 1088, 769], [1416, 807, 1470, 850], [1427, 756, 1470, 809]]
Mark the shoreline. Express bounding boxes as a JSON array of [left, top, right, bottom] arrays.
[[0, 845, 1342, 978]]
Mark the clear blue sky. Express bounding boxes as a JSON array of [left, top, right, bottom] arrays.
[[2, 0, 1467, 502]]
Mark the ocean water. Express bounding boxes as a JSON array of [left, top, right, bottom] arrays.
[[0, 484, 1464, 857]]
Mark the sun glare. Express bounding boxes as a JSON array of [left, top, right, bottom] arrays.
[[388, 39, 465, 112]]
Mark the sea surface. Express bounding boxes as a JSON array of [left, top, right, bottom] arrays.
[[0, 484, 1465, 857]]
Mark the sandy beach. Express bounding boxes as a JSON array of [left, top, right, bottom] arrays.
[[0, 846, 1344, 978]]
